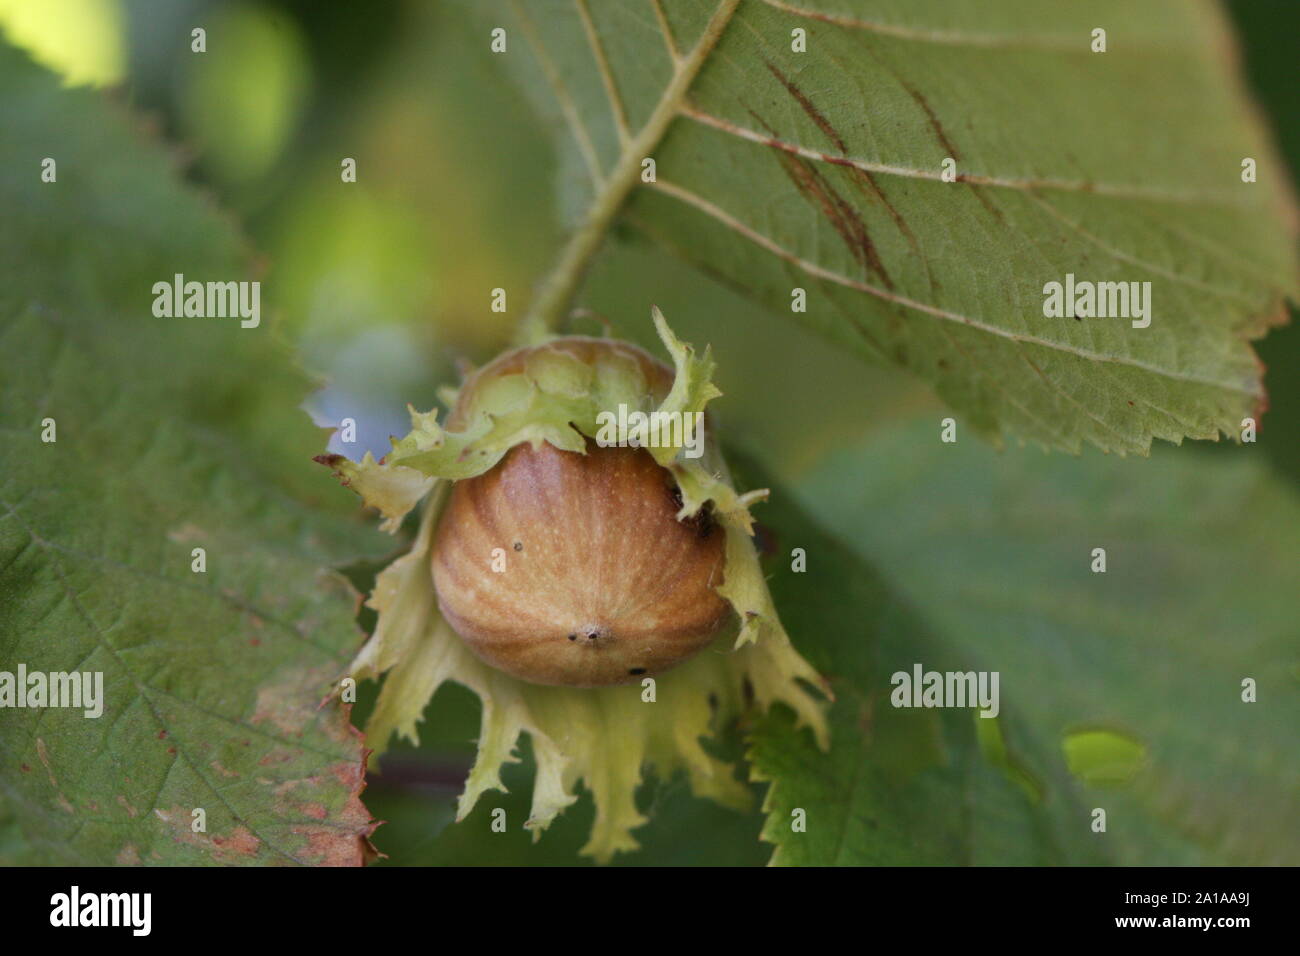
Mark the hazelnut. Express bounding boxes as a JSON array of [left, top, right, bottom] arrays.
[[432, 438, 730, 687]]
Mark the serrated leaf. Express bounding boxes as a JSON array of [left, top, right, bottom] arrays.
[[479, 0, 1297, 453], [0, 42, 386, 865], [752, 421, 1300, 865]]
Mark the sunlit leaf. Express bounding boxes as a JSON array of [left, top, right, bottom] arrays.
[[480, 0, 1297, 453]]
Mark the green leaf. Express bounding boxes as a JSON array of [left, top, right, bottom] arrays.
[[754, 420, 1300, 864], [480, 0, 1297, 453], [740, 455, 1100, 865], [0, 42, 385, 865]]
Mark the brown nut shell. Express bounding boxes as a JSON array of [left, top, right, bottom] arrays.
[[431, 439, 731, 687]]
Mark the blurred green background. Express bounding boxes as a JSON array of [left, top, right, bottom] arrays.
[[4, 0, 1292, 865]]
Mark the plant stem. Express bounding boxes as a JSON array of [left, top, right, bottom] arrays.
[[515, 0, 741, 344]]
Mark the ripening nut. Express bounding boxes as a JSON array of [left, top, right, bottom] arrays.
[[433, 439, 729, 686], [318, 308, 829, 860]]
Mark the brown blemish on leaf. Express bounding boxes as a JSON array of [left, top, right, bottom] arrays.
[[272, 775, 324, 796], [955, 173, 1008, 224], [788, 154, 895, 289], [857, 49, 1006, 224], [116, 795, 139, 818], [166, 523, 207, 544], [246, 665, 378, 864], [251, 664, 338, 737], [35, 739, 75, 814], [763, 63, 931, 289], [257, 748, 299, 767], [765, 61, 847, 152], [849, 167, 933, 291], [901, 81, 958, 158], [153, 807, 262, 862], [116, 844, 142, 866], [211, 827, 260, 856], [211, 761, 241, 779], [750, 106, 895, 289], [279, 760, 379, 866], [292, 823, 376, 866], [35, 739, 55, 780]]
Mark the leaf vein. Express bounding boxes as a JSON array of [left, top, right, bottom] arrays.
[[647, 178, 1259, 397]]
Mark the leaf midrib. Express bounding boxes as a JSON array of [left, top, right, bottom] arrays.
[[515, 0, 742, 341]]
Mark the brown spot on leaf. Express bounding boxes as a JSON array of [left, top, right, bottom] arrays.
[[273, 775, 324, 796], [785, 152, 895, 289], [895, 77, 960, 160], [153, 807, 262, 862], [748, 104, 896, 290], [762, 66, 926, 281], [282, 761, 380, 866], [258, 748, 299, 767], [116, 844, 142, 866], [955, 173, 1007, 224], [35, 739, 74, 813], [166, 523, 207, 544], [848, 167, 932, 290], [765, 61, 847, 152], [251, 665, 339, 737], [210, 828, 259, 856], [245, 666, 378, 865]]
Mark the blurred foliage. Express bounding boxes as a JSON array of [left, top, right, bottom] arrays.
[[1225, 0, 1300, 486], [774, 422, 1300, 865], [0, 0, 124, 87], [178, 2, 311, 183]]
